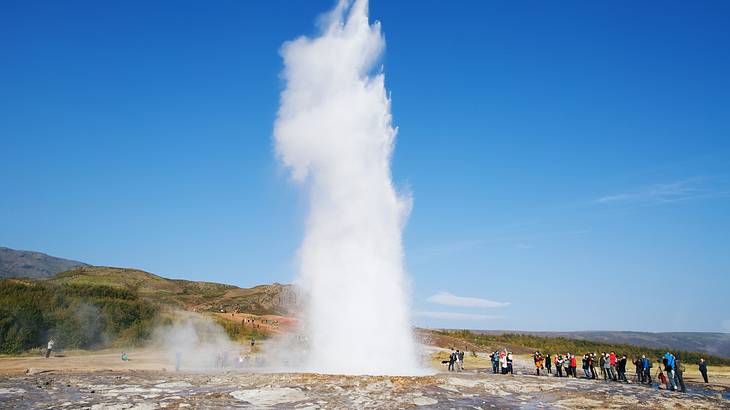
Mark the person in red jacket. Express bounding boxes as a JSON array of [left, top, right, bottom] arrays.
[[609, 351, 617, 381], [570, 354, 578, 377]]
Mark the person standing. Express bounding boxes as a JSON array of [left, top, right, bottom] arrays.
[[633, 357, 642, 383], [506, 351, 514, 375], [609, 351, 617, 381], [456, 350, 464, 372], [663, 352, 677, 391], [555, 355, 563, 377], [699, 358, 709, 383], [45, 339, 54, 358], [603, 353, 612, 380], [448, 349, 456, 372], [545, 353, 552, 374], [674, 354, 686, 392], [589, 353, 597, 379], [617, 355, 628, 382], [641, 355, 652, 384], [569, 354, 577, 378], [490, 351, 499, 374], [534, 351, 542, 376]]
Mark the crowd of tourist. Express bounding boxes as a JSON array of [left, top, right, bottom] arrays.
[[482, 348, 711, 392]]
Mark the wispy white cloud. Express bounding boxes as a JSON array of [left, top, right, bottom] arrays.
[[594, 177, 729, 207], [427, 292, 509, 308], [413, 311, 503, 321]]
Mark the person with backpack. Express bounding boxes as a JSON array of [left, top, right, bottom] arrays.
[[699, 358, 709, 383], [490, 351, 499, 374], [457, 349, 465, 372], [663, 353, 677, 391]]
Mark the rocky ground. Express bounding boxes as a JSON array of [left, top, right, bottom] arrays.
[[1, 348, 728, 408], [1, 368, 728, 409]]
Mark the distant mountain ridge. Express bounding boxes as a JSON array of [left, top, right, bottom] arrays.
[[469, 329, 730, 359], [0, 246, 88, 279]]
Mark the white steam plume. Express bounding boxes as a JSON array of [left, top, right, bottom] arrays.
[[274, 0, 419, 375]]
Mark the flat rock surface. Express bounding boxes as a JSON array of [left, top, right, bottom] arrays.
[[0, 370, 728, 409]]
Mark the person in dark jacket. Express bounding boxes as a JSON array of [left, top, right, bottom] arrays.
[[617, 355, 628, 382], [633, 357, 642, 383], [699, 358, 709, 383], [589, 353, 597, 379], [545, 354, 552, 374], [582, 354, 590, 378], [448, 349, 456, 371], [674, 354, 686, 392]]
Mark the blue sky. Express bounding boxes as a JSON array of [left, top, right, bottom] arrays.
[[2, 0, 729, 332]]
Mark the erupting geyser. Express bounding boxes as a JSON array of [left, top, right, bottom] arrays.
[[274, 0, 419, 374]]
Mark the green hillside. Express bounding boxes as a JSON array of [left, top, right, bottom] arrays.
[[48, 266, 298, 315], [0, 279, 159, 354]]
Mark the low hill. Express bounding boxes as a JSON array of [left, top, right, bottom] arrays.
[[468, 330, 730, 359], [47, 266, 299, 316], [0, 247, 87, 279]]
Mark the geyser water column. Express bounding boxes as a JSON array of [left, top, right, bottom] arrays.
[[274, 0, 419, 375]]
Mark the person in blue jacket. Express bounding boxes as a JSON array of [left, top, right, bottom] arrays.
[[641, 355, 652, 384], [663, 352, 677, 391]]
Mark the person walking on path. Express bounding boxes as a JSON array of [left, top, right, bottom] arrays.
[[589, 353, 597, 379], [45, 339, 54, 358], [448, 349, 456, 372], [699, 358, 709, 383]]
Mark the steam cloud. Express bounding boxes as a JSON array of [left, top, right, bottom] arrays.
[[274, 0, 419, 374]]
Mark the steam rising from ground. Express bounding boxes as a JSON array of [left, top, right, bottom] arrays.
[[274, 0, 420, 374], [154, 312, 243, 372]]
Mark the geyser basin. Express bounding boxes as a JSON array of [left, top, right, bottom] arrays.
[[274, 0, 420, 375]]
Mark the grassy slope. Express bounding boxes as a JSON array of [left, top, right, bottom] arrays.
[[47, 266, 294, 315]]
